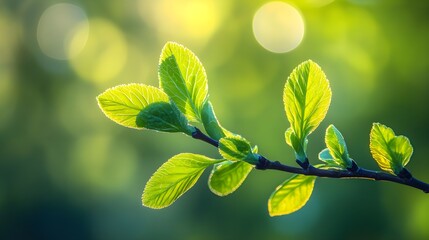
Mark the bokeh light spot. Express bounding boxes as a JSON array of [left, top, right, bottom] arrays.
[[69, 19, 127, 83], [139, 0, 227, 45], [253, 2, 305, 53], [37, 3, 88, 60], [302, 0, 335, 7]]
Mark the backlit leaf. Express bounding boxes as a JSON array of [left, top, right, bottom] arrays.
[[208, 161, 253, 196], [324, 125, 352, 168], [201, 101, 232, 140], [159, 42, 208, 122], [369, 123, 413, 175], [285, 127, 307, 161], [218, 135, 259, 164], [142, 153, 222, 209], [283, 60, 331, 161], [97, 84, 192, 134], [318, 148, 338, 166], [268, 174, 316, 216], [136, 101, 193, 134]]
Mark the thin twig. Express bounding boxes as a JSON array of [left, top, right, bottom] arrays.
[[191, 127, 429, 193]]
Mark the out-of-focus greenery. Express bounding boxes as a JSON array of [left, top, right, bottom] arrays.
[[1, 0, 428, 239]]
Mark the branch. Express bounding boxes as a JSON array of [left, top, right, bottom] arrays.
[[191, 128, 429, 193]]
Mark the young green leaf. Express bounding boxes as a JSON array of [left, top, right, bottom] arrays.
[[318, 148, 337, 166], [369, 123, 413, 175], [97, 84, 193, 134], [268, 174, 316, 216], [283, 60, 331, 162], [159, 42, 208, 122], [142, 153, 223, 209], [218, 135, 259, 164], [208, 161, 253, 196], [201, 101, 232, 140], [97, 84, 168, 129], [285, 127, 308, 161], [323, 124, 352, 168], [136, 101, 194, 134]]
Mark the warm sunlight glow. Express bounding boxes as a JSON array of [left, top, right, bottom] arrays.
[[69, 19, 127, 83], [253, 2, 305, 53], [139, 0, 227, 44]]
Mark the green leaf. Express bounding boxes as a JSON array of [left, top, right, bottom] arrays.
[[285, 127, 307, 161], [369, 123, 413, 175], [136, 101, 194, 134], [201, 101, 232, 140], [97, 84, 168, 129], [97, 84, 193, 134], [208, 161, 253, 196], [324, 124, 352, 168], [318, 148, 338, 166], [218, 135, 259, 164], [283, 60, 331, 161], [142, 153, 222, 209], [268, 174, 316, 216], [159, 42, 208, 122]]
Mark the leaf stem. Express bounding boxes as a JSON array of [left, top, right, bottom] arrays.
[[191, 128, 429, 193]]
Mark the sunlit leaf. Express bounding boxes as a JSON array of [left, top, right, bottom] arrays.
[[318, 148, 338, 166], [136, 101, 193, 134], [268, 174, 316, 216], [324, 125, 352, 168], [218, 135, 258, 164], [159, 42, 208, 122], [142, 153, 222, 209], [97, 84, 192, 134], [285, 127, 308, 161], [201, 101, 232, 140], [283, 60, 331, 161], [208, 161, 253, 196], [369, 123, 413, 175], [285, 127, 293, 147]]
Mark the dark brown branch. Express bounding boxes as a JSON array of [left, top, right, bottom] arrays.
[[191, 128, 429, 193]]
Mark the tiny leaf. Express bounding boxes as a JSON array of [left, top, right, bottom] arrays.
[[142, 153, 222, 209], [283, 60, 331, 161], [208, 161, 253, 196], [268, 174, 316, 216], [219, 135, 259, 164], [285, 127, 307, 161], [324, 124, 352, 168], [201, 101, 232, 140], [159, 42, 208, 122], [318, 148, 338, 166], [369, 123, 413, 175]]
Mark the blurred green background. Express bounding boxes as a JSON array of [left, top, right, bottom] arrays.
[[1, 0, 429, 239]]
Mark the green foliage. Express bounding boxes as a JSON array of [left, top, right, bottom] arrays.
[[201, 101, 232, 140], [218, 135, 259, 164], [268, 174, 316, 216], [208, 161, 253, 196], [283, 60, 332, 162], [142, 153, 223, 209], [319, 124, 353, 169], [97, 84, 193, 134], [98, 42, 425, 218], [159, 42, 208, 123], [370, 123, 413, 175]]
